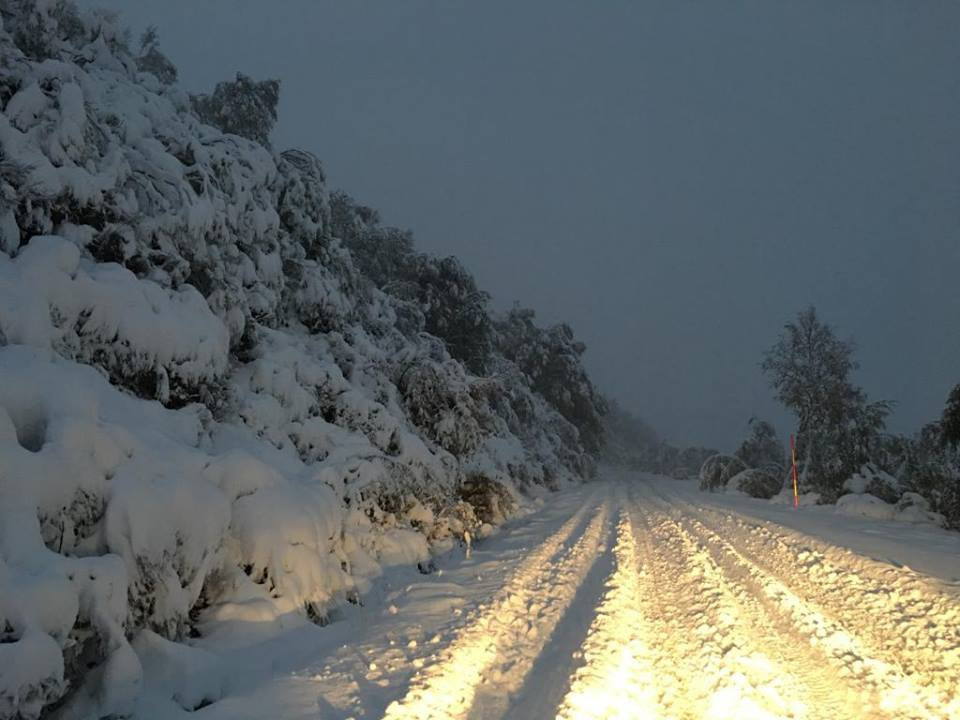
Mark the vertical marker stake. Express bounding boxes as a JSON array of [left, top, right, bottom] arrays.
[[790, 433, 800, 509]]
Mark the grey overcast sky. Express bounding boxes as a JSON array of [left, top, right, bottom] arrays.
[[81, 0, 960, 450]]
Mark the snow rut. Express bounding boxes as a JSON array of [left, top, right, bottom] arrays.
[[670, 501, 960, 719], [627, 494, 815, 720], [555, 509, 664, 720], [687, 503, 960, 695], [382, 494, 611, 720]]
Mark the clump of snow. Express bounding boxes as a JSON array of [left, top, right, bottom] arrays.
[[842, 465, 902, 504], [132, 631, 225, 714], [895, 493, 946, 526], [0, 629, 65, 720], [0, 236, 229, 405], [835, 493, 897, 521], [835, 492, 946, 526]]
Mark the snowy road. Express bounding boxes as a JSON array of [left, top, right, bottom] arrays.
[[177, 474, 960, 720]]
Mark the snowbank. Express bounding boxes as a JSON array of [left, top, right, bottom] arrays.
[[836, 492, 945, 526]]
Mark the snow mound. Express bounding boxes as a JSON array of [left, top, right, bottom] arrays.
[[842, 465, 902, 504], [727, 468, 782, 499], [835, 492, 945, 526], [835, 493, 897, 521]]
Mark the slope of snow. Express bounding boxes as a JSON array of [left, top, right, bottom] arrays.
[[0, 3, 597, 717]]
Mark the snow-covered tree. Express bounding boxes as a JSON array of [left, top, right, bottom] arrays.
[[330, 192, 413, 290], [414, 255, 493, 375], [191, 72, 280, 147], [495, 306, 606, 453], [940, 383, 960, 450], [762, 306, 891, 499], [330, 193, 494, 374], [135, 26, 177, 85], [728, 468, 781, 499]]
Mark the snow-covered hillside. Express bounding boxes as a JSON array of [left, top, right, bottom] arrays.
[[0, 2, 605, 717]]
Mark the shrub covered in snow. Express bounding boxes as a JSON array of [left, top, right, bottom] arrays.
[[699, 454, 748, 492], [842, 464, 902, 505], [191, 72, 280, 148], [728, 468, 782, 499], [458, 473, 517, 526], [895, 492, 946, 526]]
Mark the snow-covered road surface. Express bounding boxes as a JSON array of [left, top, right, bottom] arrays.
[[160, 474, 960, 720]]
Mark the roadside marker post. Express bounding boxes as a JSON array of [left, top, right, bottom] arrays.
[[790, 433, 799, 509]]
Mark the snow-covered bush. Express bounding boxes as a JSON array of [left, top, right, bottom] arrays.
[[699, 454, 748, 492], [458, 473, 517, 526], [397, 358, 490, 457], [834, 492, 945, 526], [191, 73, 280, 148], [842, 464, 901, 505], [672, 446, 717, 478], [0, 236, 230, 407], [895, 492, 946, 526], [0, 347, 200, 718], [728, 468, 781, 499]]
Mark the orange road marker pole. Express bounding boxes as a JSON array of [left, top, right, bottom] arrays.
[[790, 433, 799, 509]]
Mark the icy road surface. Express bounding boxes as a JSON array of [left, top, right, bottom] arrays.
[[155, 474, 960, 720]]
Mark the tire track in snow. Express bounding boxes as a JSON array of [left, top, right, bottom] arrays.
[[680, 500, 960, 703], [554, 507, 666, 720], [652, 509, 867, 719], [381, 493, 611, 720], [628, 490, 815, 720], [310, 488, 601, 718], [668, 498, 960, 719]]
